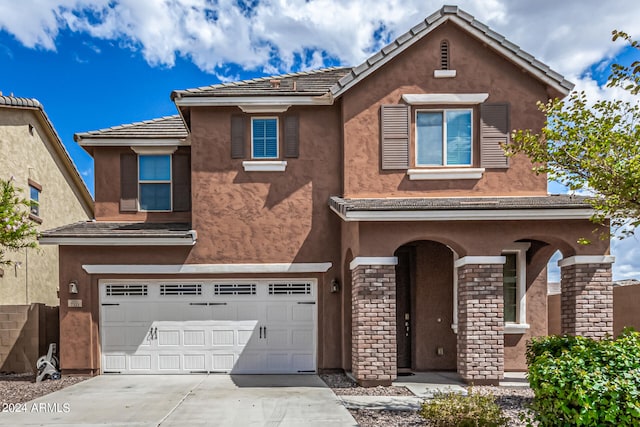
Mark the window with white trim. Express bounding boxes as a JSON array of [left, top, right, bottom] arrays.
[[502, 242, 530, 333], [416, 109, 472, 166], [29, 184, 40, 217], [251, 117, 278, 159], [138, 155, 172, 211]]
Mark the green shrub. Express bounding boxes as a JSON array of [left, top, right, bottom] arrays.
[[526, 328, 640, 426], [419, 389, 508, 427]]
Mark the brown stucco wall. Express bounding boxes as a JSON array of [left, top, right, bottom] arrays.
[[1, 107, 92, 305], [341, 22, 552, 198]]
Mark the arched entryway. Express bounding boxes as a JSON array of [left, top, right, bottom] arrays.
[[395, 240, 457, 373]]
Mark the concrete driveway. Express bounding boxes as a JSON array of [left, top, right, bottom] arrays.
[[0, 374, 357, 426]]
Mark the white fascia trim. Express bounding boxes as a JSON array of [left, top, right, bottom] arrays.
[[455, 256, 506, 267], [408, 168, 484, 180], [242, 160, 287, 172], [350, 257, 398, 270], [402, 93, 489, 105], [504, 323, 531, 334], [239, 105, 291, 113], [39, 233, 197, 246], [336, 208, 594, 222], [434, 70, 457, 78], [131, 146, 178, 155], [448, 15, 570, 95], [558, 255, 615, 267], [78, 138, 188, 147], [174, 95, 333, 107], [83, 262, 333, 275]]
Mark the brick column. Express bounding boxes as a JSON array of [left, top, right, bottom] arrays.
[[559, 256, 614, 339], [350, 257, 397, 387], [455, 256, 505, 386]]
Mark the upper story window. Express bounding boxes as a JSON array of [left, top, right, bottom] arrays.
[[29, 184, 40, 217], [251, 117, 278, 159], [416, 109, 472, 167], [138, 155, 171, 211]]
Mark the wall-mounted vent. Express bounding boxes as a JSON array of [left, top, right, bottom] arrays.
[[106, 284, 148, 296], [269, 282, 312, 295], [160, 284, 202, 296], [440, 40, 449, 70], [214, 283, 256, 295]]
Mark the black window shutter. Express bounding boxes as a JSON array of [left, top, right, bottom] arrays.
[[231, 115, 246, 158], [172, 152, 191, 212], [480, 103, 510, 168], [283, 114, 299, 158], [380, 105, 409, 170], [120, 152, 138, 212]]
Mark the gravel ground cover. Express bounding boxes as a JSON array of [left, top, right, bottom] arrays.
[[0, 373, 86, 407], [321, 373, 536, 427]]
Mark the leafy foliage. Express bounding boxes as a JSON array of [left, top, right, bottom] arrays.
[[526, 329, 640, 426], [419, 389, 508, 427], [507, 31, 640, 237], [0, 178, 38, 265]]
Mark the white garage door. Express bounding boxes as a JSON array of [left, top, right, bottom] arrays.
[[99, 280, 316, 374]]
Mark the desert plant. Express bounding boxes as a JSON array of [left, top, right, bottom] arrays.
[[419, 389, 508, 427], [526, 329, 640, 426]]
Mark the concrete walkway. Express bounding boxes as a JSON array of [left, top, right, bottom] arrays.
[[0, 375, 357, 426], [339, 372, 529, 411]]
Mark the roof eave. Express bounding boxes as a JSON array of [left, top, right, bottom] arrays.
[[76, 137, 189, 147], [329, 205, 594, 222], [39, 230, 197, 246], [172, 94, 334, 108]]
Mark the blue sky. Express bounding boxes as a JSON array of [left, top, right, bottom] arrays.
[[1, 0, 639, 280]]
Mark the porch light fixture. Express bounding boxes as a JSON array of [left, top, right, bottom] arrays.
[[68, 281, 78, 294], [330, 278, 340, 293]]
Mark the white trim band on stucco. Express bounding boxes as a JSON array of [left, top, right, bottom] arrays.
[[82, 262, 333, 275], [349, 257, 398, 270], [407, 168, 484, 180], [242, 161, 288, 172], [402, 93, 489, 105], [558, 255, 615, 267], [454, 256, 506, 267], [329, 206, 594, 222], [39, 234, 198, 246]]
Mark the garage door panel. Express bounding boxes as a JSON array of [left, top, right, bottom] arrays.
[[292, 305, 314, 322], [184, 354, 206, 371], [103, 354, 126, 371], [157, 329, 181, 346], [130, 355, 152, 370], [211, 329, 234, 346], [266, 305, 288, 322], [158, 354, 181, 370], [183, 330, 206, 346], [291, 329, 314, 348], [211, 354, 235, 371]]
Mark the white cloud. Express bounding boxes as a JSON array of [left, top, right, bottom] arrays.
[[3, 0, 638, 79]]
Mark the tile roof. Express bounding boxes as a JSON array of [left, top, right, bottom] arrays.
[[0, 95, 42, 108], [171, 67, 352, 98], [74, 115, 188, 141], [331, 5, 573, 97], [41, 221, 193, 238], [171, 6, 572, 101], [329, 195, 592, 216]]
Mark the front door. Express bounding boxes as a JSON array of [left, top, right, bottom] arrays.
[[395, 247, 414, 370]]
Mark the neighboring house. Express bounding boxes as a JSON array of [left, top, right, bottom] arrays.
[[0, 95, 93, 305], [40, 6, 614, 385]]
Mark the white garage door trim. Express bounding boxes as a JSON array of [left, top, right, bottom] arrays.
[[99, 279, 317, 375]]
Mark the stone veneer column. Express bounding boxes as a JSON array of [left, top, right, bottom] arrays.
[[559, 256, 614, 339], [455, 256, 505, 386], [350, 257, 397, 387]]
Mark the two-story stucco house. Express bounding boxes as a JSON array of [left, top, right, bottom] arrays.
[[41, 6, 614, 386], [0, 95, 93, 305]]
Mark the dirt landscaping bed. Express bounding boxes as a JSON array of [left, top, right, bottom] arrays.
[[0, 373, 87, 407]]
